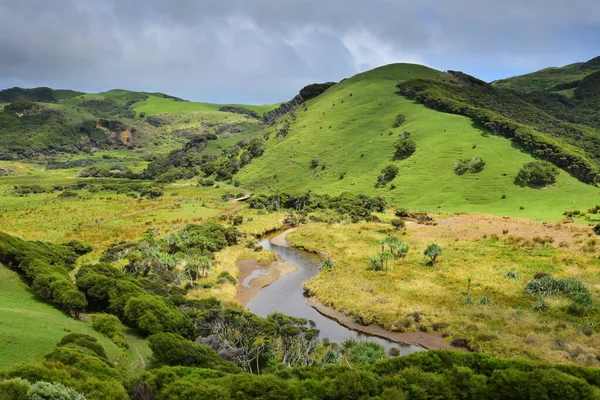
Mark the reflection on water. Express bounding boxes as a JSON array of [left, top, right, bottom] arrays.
[[247, 238, 424, 355]]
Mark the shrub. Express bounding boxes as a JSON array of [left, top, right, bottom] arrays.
[[391, 218, 405, 230], [393, 113, 406, 127], [310, 158, 320, 168], [455, 156, 485, 174], [504, 270, 519, 279], [26, 381, 86, 400], [58, 191, 78, 199], [216, 271, 237, 285], [377, 165, 399, 186], [92, 313, 128, 348], [532, 298, 550, 311], [0, 378, 31, 400], [515, 161, 559, 187], [394, 138, 416, 159], [348, 341, 386, 365], [593, 224, 600, 235]]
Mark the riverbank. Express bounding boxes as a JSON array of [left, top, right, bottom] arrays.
[[236, 258, 297, 306], [306, 297, 461, 351]]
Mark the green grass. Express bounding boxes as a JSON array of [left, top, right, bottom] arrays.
[[237, 63, 600, 221], [132, 94, 279, 117], [0, 265, 121, 367], [492, 57, 600, 93]]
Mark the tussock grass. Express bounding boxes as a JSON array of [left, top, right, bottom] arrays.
[[288, 217, 600, 365]]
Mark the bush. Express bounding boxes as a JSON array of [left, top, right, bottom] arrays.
[[455, 156, 485, 174], [393, 113, 406, 127], [391, 218, 405, 230], [377, 165, 399, 186], [92, 313, 128, 348], [0, 378, 30, 400], [348, 341, 386, 365], [394, 138, 416, 159], [515, 161, 559, 187], [216, 271, 237, 285], [26, 381, 86, 400]]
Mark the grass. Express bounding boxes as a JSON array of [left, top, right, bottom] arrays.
[[492, 58, 600, 93], [287, 215, 600, 365], [131, 94, 279, 117], [237, 63, 600, 221], [0, 265, 121, 367]]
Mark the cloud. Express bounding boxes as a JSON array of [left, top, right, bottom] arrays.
[[0, 0, 597, 103]]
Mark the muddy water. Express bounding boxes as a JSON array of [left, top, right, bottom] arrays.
[[247, 238, 424, 355]]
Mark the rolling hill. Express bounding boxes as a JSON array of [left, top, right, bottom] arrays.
[[492, 56, 600, 93], [0, 87, 278, 159], [235, 63, 600, 220]]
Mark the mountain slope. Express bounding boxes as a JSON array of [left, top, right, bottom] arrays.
[[492, 56, 600, 93], [236, 63, 599, 220]]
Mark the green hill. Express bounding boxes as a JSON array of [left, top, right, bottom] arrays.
[[0, 87, 277, 159], [492, 56, 600, 93], [235, 63, 600, 220]]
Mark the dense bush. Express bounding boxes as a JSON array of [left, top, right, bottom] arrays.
[[515, 161, 559, 187], [218, 106, 261, 119], [92, 313, 128, 348], [525, 275, 594, 316], [248, 191, 386, 220], [0, 232, 86, 317]]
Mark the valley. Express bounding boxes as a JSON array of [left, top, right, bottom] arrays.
[[2, 56, 600, 399]]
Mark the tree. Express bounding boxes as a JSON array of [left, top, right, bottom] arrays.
[[424, 243, 442, 265]]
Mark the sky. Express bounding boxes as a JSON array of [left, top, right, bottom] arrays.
[[0, 0, 599, 104]]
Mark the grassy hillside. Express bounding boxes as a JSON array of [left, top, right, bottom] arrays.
[[0, 264, 123, 366], [493, 56, 600, 93], [236, 63, 600, 220]]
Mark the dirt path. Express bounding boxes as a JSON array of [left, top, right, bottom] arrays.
[[134, 344, 146, 370]]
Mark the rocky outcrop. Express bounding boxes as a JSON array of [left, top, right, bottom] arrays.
[[263, 82, 336, 125]]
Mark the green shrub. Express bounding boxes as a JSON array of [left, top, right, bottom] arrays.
[[515, 161, 559, 187], [455, 156, 485, 174], [348, 341, 386, 365], [26, 381, 86, 400], [91, 313, 128, 348], [377, 165, 399, 186], [394, 138, 416, 159]]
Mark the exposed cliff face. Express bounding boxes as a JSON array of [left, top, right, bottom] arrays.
[[263, 82, 335, 125]]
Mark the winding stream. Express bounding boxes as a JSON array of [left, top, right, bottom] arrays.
[[247, 238, 424, 355]]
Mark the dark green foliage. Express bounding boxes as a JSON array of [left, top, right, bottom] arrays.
[[0, 87, 58, 103], [525, 275, 594, 316], [91, 313, 128, 348], [393, 113, 406, 127], [376, 164, 399, 186], [455, 156, 485, 174], [0, 232, 86, 317], [397, 79, 600, 183], [124, 295, 194, 337], [148, 333, 239, 372], [298, 82, 336, 100], [515, 161, 559, 187], [58, 333, 107, 359], [393, 138, 416, 159], [248, 191, 386, 220], [218, 105, 261, 119], [593, 224, 600, 235], [348, 341, 386, 365], [79, 98, 137, 119], [1, 335, 129, 400], [0, 378, 30, 400]]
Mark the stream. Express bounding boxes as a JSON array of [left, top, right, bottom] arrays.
[[247, 238, 424, 355]]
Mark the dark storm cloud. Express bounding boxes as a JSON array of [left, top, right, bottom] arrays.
[[0, 0, 598, 103]]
